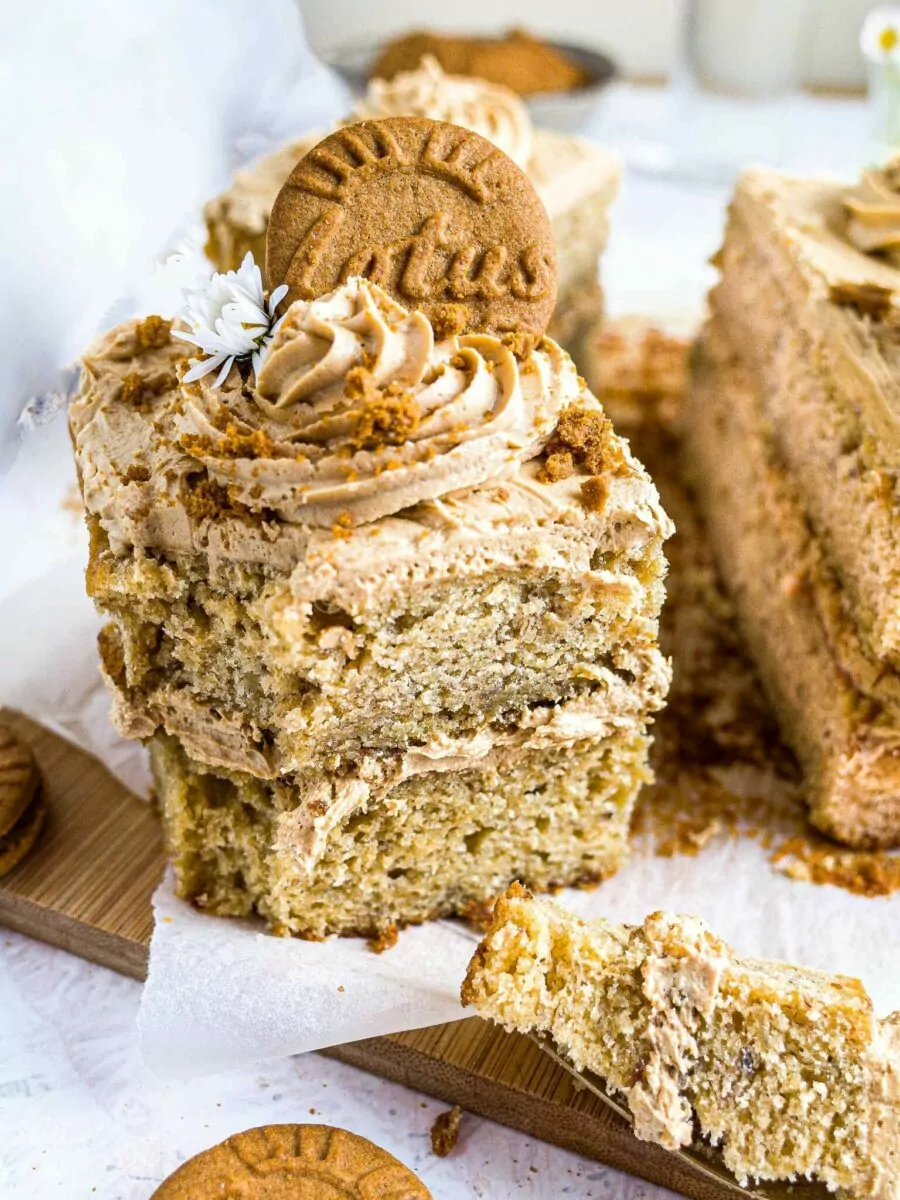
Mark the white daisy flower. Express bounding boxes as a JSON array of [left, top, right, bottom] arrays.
[[861, 7, 900, 64], [171, 252, 289, 387]]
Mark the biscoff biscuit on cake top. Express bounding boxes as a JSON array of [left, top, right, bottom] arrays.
[[203, 59, 620, 333]]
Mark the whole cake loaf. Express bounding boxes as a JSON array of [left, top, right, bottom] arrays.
[[685, 165, 900, 848], [463, 884, 900, 1198], [71, 117, 670, 938], [203, 56, 620, 345]]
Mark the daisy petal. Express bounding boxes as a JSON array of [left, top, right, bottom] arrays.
[[269, 283, 289, 311], [213, 356, 235, 387], [182, 354, 226, 384]]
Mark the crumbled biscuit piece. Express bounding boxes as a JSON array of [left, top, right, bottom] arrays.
[[538, 405, 617, 485], [119, 373, 151, 410], [550, 406, 611, 474], [536, 450, 574, 483], [181, 423, 276, 461], [181, 476, 236, 522], [134, 315, 173, 350], [331, 510, 354, 540], [580, 475, 609, 512], [430, 303, 468, 342], [344, 368, 422, 449], [501, 330, 538, 360], [430, 1106, 463, 1157], [367, 923, 399, 953]]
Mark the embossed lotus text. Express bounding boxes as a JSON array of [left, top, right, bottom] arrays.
[[287, 211, 553, 305]]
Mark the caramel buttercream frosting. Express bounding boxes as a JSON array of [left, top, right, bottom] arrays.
[[352, 55, 533, 170], [72, 273, 659, 585], [177, 277, 576, 527], [845, 160, 900, 263]]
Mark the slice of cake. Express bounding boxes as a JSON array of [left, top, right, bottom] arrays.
[[71, 287, 670, 936], [683, 165, 900, 847], [74, 284, 670, 783], [463, 884, 900, 1197], [203, 58, 619, 340], [71, 113, 670, 938]]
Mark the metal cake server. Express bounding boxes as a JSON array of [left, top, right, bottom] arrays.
[[528, 1033, 830, 1200]]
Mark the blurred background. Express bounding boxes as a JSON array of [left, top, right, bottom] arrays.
[[301, 0, 873, 89]]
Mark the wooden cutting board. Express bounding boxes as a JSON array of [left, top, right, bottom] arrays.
[[0, 707, 745, 1200]]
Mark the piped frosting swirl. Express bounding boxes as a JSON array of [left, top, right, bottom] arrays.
[[176, 277, 576, 527], [845, 161, 900, 263], [352, 54, 533, 170]]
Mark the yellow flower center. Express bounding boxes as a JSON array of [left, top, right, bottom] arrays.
[[880, 25, 899, 52]]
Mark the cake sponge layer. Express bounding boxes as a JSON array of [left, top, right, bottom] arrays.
[[93, 520, 669, 779], [150, 729, 649, 940], [463, 885, 900, 1198]]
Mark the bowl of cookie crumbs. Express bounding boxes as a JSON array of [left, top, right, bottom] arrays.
[[322, 27, 618, 133]]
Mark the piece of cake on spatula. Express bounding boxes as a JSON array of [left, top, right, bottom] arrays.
[[463, 884, 899, 1198]]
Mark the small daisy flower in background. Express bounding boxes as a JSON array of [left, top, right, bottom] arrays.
[[862, 7, 900, 63], [863, 7, 900, 155], [171, 253, 288, 387]]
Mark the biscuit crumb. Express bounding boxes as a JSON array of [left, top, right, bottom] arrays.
[[119, 373, 151, 410], [331, 511, 354, 539], [134, 315, 173, 350], [501, 330, 537, 360], [538, 405, 622, 488], [182, 476, 233, 522], [548, 406, 612, 474], [536, 450, 573, 484], [431, 303, 468, 341], [344, 368, 422, 449], [430, 1105, 463, 1157], [123, 464, 150, 483], [367, 923, 399, 953], [580, 475, 609, 512]]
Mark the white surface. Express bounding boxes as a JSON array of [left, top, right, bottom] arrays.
[[0, 18, 896, 1196], [1, 929, 678, 1200]]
